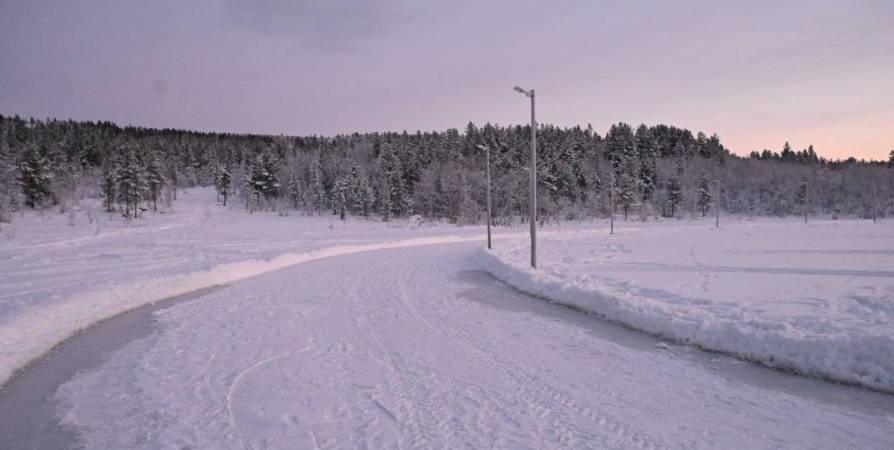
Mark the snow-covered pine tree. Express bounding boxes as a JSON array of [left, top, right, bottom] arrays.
[[379, 181, 393, 222], [100, 156, 117, 212], [354, 174, 375, 218], [286, 171, 302, 210], [793, 181, 808, 216], [145, 149, 167, 211], [248, 151, 281, 210], [604, 122, 635, 171], [18, 143, 53, 209], [635, 124, 658, 202], [697, 169, 713, 217], [115, 145, 148, 218], [616, 154, 640, 220], [332, 175, 349, 220], [667, 163, 684, 218], [377, 143, 413, 220], [0, 129, 20, 222], [167, 156, 179, 201], [242, 172, 256, 212], [345, 162, 361, 214], [309, 162, 326, 214], [217, 165, 232, 206]]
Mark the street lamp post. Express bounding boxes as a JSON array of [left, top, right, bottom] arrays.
[[715, 179, 720, 228], [514, 86, 537, 269], [609, 177, 615, 235], [476, 144, 492, 249], [803, 181, 809, 224]]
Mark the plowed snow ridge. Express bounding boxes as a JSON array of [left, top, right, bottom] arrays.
[[0, 236, 479, 388], [475, 248, 894, 393]]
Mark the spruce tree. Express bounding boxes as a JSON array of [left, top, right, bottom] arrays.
[[310, 162, 326, 214], [19, 143, 53, 208], [115, 146, 148, 218], [333, 175, 349, 220], [145, 149, 167, 211], [616, 156, 639, 220], [667, 162, 684, 218], [697, 169, 713, 217], [378, 143, 412, 220], [286, 171, 302, 209], [0, 132, 20, 222], [604, 123, 635, 170], [217, 165, 232, 206], [355, 174, 374, 217], [635, 124, 657, 201], [100, 157, 117, 212], [248, 151, 280, 209]]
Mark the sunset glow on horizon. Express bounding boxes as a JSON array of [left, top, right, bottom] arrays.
[[2, 0, 892, 161]]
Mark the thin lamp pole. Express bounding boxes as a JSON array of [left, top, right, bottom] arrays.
[[804, 181, 809, 224], [610, 176, 615, 234], [476, 144, 492, 249], [515, 86, 536, 269], [715, 179, 720, 228]]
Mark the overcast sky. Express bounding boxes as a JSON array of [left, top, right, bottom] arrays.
[[1, 0, 892, 160]]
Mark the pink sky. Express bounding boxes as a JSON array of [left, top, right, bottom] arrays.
[[1, 0, 892, 161]]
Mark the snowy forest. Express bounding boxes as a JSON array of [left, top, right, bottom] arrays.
[[0, 114, 892, 225]]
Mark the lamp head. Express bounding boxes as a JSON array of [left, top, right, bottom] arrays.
[[476, 144, 488, 151], [514, 86, 525, 94]]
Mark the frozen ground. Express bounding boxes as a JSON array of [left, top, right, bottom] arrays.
[[1, 188, 893, 448], [478, 219, 894, 392], [0, 187, 503, 388]]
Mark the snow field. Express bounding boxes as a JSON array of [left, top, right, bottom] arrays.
[[4, 187, 893, 448], [52, 232, 894, 449], [475, 220, 894, 392], [0, 187, 499, 389]]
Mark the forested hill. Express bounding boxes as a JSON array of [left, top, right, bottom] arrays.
[[0, 114, 891, 225]]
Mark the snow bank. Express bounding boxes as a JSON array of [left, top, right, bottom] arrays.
[[475, 248, 894, 393], [0, 235, 477, 388]]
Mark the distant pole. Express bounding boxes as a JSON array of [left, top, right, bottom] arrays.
[[514, 86, 537, 269], [486, 146, 492, 248], [610, 180, 615, 235], [715, 179, 720, 228], [476, 145, 492, 249], [804, 181, 809, 224], [873, 188, 877, 223]]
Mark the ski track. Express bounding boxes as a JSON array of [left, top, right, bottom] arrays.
[[28, 218, 894, 449], [399, 256, 659, 450], [226, 353, 289, 450], [350, 265, 450, 449]]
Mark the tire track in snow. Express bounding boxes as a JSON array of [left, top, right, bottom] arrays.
[[399, 252, 663, 449], [347, 271, 433, 448]]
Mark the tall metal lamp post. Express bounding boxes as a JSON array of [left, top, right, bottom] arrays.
[[803, 181, 809, 224], [476, 144, 492, 250], [609, 175, 615, 235], [714, 179, 720, 228], [514, 86, 537, 269]]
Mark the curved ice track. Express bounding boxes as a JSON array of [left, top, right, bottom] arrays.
[[9, 241, 894, 449]]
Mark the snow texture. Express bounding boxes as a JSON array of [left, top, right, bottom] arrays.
[[3, 188, 893, 448], [475, 221, 894, 392], [0, 187, 497, 389]]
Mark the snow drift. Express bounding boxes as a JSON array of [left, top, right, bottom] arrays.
[[475, 247, 894, 393]]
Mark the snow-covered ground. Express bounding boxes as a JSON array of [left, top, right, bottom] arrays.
[[477, 218, 894, 392], [1, 188, 893, 448], [0, 188, 501, 388]]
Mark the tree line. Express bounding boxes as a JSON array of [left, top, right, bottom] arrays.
[[1, 114, 891, 225]]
